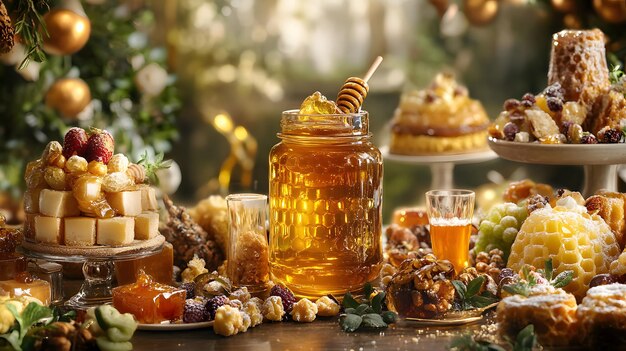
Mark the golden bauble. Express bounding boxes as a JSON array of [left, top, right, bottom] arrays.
[[551, 0, 577, 12], [45, 78, 91, 118], [43, 9, 91, 55], [593, 0, 626, 23], [463, 0, 499, 25], [563, 13, 583, 28]]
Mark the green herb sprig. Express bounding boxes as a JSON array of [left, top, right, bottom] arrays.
[[609, 65, 624, 85], [452, 275, 499, 310], [137, 151, 172, 186], [0, 302, 52, 351], [339, 283, 397, 332], [503, 258, 573, 297], [448, 324, 538, 351]]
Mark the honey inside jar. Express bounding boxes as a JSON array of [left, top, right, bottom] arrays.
[[269, 110, 383, 298]]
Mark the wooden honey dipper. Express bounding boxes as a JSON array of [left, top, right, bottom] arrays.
[[336, 56, 383, 113]]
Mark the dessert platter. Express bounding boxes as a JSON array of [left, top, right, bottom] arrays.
[[382, 73, 498, 190], [4, 28, 626, 351], [488, 29, 626, 196]]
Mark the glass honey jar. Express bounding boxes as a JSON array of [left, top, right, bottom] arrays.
[[269, 110, 383, 298]]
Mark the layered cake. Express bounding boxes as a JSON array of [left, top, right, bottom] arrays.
[[389, 73, 490, 155], [23, 128, 159, 247]]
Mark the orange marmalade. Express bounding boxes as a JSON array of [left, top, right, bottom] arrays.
[[269, 110, 383, 298]]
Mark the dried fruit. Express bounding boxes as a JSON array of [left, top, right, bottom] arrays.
[[62, 127, 89, 159], [44, 167, 67, 190], [180, 282, 195, 299], [108, 154, 129, 173], [205, 295, 229, 320], [42, 141, 63, 167], [503, 122, 519, 141], [270, 284, 297, 313], [88, 161, 108, 176], [597, 127, 623, 143], [183, 299, 208, 323], [581, 133, 598, 144], [65, 155, 88, 173], [565, 123, 584, 144], [85, 129, 114, 164]]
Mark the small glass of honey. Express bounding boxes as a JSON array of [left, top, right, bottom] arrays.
[[425, 189, 475, 274]]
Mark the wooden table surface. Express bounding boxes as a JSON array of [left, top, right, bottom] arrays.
[[62, 278, 491, 351]]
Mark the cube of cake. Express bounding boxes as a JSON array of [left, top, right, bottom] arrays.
[[105, 191, 142, 217], [134, 212, 159, 240], [139, 186, 158, 211], [64, 217, 96, 246], [34, 216, 62, 244], [112, 271, 185, 323], [38, 189, 80, 218], [97, 217, 134, 246]]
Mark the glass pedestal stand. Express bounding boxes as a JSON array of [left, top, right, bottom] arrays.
[[21, 235, 165, 310], [488, 139, 626, 197], [381, 146, 498, 190]]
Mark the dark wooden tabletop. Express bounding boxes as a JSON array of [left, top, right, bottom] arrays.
[[62, 278, 491, 351]]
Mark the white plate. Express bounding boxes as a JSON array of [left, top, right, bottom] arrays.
[[381, 145, 498, 165], [487, 137, 626, 165], [137, 321, 214, 331]]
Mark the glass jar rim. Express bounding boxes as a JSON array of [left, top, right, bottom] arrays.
[[425, 189, 475, 198], [281, 109, 368, 117]]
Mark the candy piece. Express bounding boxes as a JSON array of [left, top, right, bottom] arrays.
[[64, 217, 96, 246], [39, 189, 80, 218], [299, 91, 340, 115], [0, 272, 51, 306], [112, 271, 185, 324], [134, 212, 159, 240], [34, 216, 62, 244], [105, 191, 142, 217], [96, 217, 134, 246], [336, 77, 369, 113]]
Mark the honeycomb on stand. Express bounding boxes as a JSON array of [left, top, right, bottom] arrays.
[[507, 197, 621, 300], [587, 191, 626, 249], [577, 284, 626, 348], [497, 288, 579, 346], [385, 254, 456, 319], [23, 128, 160, 247]]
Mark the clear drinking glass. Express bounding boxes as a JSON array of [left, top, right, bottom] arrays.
[[226, 193, 270, 295], [425, 189, 475, 274]]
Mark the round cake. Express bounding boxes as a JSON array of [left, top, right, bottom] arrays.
[[389, 73, 490, 155]]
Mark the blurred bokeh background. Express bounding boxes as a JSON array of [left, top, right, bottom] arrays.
[[2, 0, 626, 222]]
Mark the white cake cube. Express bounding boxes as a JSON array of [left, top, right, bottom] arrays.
[[134, 212, 159, 240], [105, 191, 142, 217], [65, 217, 96, 246], [97, 217, 134, 246], [140, 186, 158, 211], [34, 216, 62, 244], [39, 189, 80, 218], [24, 213, 37, 240], [23, 188, 42, 214]]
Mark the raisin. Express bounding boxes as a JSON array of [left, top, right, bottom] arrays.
[[503, 122, 520, 141]]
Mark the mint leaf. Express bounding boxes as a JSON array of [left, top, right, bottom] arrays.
[[355, 304, 373, 316], [371, 292, 385, 314], [544, 259, 553, 281], [363, 283, 373, 301], [466, 276, 485, 298], [381, 311, 397, 324], [0, 330, 21, 351], [551, 270, 573, 289], [447, 334, 507, 351], [512, 325, 538, 351], [468, 292, 499, 309], [339, 314, 362, 332], [452, 280, 467, 300], [360, 313, 387, 329], [502, 282, 530, 297], [342, 292, 359, 309]]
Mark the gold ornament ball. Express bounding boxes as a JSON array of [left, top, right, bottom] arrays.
[[593, 0, 626, 23], [551, 0, 577, 12], [463, 0, 499, 26], [45, 78, 91, 118], [563, 14, 583, 28], [43, 9, 91, 55]]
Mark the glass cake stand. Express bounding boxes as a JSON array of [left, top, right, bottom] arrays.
[[488, 138, 626, 197], [21, 235, 165, 310], [380, 146, 499, 190]]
